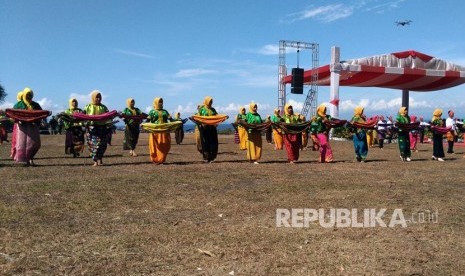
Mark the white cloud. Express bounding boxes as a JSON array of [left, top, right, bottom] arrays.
[[256, 44, 279, 55], [114, 49, 155, 59], [284, 0, 407, 23], [36, 98, 53, 110], [69, 91, 110, 107], [286, 99, 304, 111], [174, 68, 217, 78], [172, 102, 198, 116], [364, 0, 407, 13], [339, 97, 433, 114], [0, 101, 14, 110], [285, 4, 354, 23]]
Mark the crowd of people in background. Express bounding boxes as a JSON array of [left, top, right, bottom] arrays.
[[2, 87, 465, 167]]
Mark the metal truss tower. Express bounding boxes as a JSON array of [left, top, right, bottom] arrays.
[[278, 40, 319, 118]]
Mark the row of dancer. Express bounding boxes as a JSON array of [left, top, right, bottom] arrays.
[[6, 88, 462, 166], [341, 106, 457, 162], [235, 103, 334, 164], [7, 89, 190, 166]]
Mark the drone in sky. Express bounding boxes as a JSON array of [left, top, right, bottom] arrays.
[[395, 20, 412, 26]]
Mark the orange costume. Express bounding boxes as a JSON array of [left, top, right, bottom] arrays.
[[147, 98, 172, 164]]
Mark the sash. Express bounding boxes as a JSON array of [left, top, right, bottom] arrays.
[[189, 114, 228, 126], [273, 121, 312, 134], [72, 110, 119, 122], [141, 121, 183, 133], [237, 121, 272, 132], [6, 109, 51, 123]]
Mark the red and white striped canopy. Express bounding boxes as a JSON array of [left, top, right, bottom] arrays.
[[283, 50, 465, 91]]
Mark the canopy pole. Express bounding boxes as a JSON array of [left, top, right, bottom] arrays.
[[329, 46, 340, 118], [402, 89, 409, 110]]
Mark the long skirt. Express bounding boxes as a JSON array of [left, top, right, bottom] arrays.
[[123, 124, 140, 150], [272, 128, 283, 150], [283, 133, 300, 162], [174, 125, 184, 145], [234, 130, 240, 144], [10, 123, 18, 159], [149, 132, 171, 164], [432, 133, 445, 158], [265, 127, 272, 144], [15, 123, 41, 163], [317, 133, 334, 163], [353, 131, 368, 161], [199, 125, 218, 162], [65, 126, 85, 156], [107, 131, 113, 146], [409, 131, 418, 150], [366, 130, 374, 147], [310, 133, 320, 151], [301, 132, 308, 149], [238, 126, 248, 150], [247, 131, 262, 161], [86, 126, 108, 162], [194, 126, 202, 153], [0, 125, 7, 143], [397, 131, 411, 158]]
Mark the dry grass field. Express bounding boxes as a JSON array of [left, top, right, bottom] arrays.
[[1, 131, 465, 275]]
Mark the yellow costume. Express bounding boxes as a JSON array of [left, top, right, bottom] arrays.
[[245, 103, 262, 162], [236, 107, 248, 150], [271, 108, 283, 150], [148, 98, 172, 164]]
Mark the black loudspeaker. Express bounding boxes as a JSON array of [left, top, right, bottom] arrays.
[[291, 67, 304, 94]]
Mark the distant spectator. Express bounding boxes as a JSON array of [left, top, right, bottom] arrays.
[[445, 110, 457, 154], [49, 116, 58, 135]]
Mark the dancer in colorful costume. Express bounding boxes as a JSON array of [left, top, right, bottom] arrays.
[[12, 88, 43, 166], [431, 109, 445, 162], [270, 108, 283, 150], [84, 90, 110, 166], [396, 107, 411, 162], [147, 97, 173, 164], [64, 98, 84, 157], [122, 98, 143, 156], [245, 102, 263, 164], [350, 106, 368, 162], [314, 104, 334, 163], [282, 104, 301, 164], [235, 107, 247, 150]]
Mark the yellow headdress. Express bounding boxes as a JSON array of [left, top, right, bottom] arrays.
[[153, 97, 163, 110], [22, 87, 34, 110], [203, 96, 213, 108], [126, 98, 136, 115], [91, 90, 101, 105], [317, 104, 326, 117], [432, 108, 442, 121], [69, 98, 78, 109], [284, 104, 293, 116], [354, 106, 364, 117], [16, 91, 24, 102], [398, 107, 407, 116], [249, 102, 257, 114]]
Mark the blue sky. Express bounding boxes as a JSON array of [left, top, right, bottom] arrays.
[[1, 0, 465, 121]]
